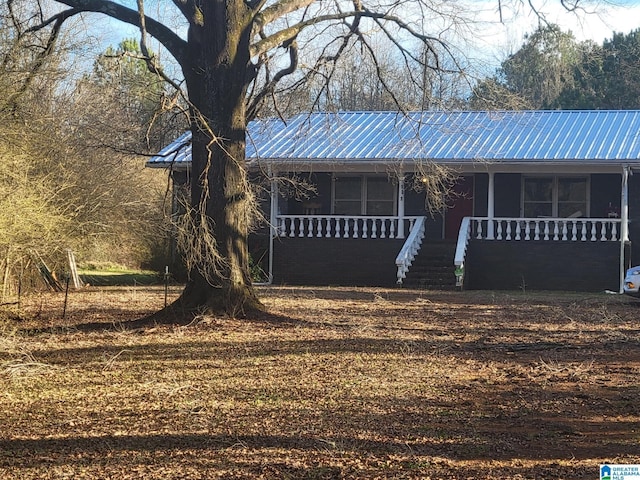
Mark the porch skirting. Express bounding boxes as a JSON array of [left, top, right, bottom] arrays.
[[272, 237, 403, 286], [465, 240, 621, 292]]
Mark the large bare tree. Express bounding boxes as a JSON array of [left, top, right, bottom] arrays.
[[15, 0, 590, 317]]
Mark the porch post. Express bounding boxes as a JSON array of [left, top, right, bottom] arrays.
[[487, 170, 495, 240], [397, 173, 405, 239], [268, 168, 278, 284], [619, 166, 630, 293]]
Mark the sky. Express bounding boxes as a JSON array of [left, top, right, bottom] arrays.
[[472, 1, 640, 68], [80, 0, 640, 81]]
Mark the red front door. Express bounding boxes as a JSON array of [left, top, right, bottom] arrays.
[[445, 176, 474, 240]]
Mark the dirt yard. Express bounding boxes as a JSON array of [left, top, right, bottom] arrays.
[[0, 286, 639, 479]]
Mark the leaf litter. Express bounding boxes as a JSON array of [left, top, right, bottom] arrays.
[[0, 285, 639, 479]]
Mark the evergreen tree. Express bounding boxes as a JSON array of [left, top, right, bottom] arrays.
[[555, 29, 640, 109]]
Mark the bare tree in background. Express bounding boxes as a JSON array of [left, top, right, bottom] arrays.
[[273, 41, 471, 112], [0, 10, 172, 294], [13, 0, 593, 317]]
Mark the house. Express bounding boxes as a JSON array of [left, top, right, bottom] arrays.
[[147, 110, 640, 292]]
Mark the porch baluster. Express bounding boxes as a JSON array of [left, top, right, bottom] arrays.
[[289, 218, 296, 237], [590, 221, 597, 241], [553, 221, 559, 241], [298, 218, 305, 237], [515, 221, 521, 240], [389, 220, 396, 239], [505, 221, 512, 240], [335, 218, 342, 238], [612, 222, 618, 241], [476, 220, 483, 240], [524, 220, 531, 241], [581, 221, 587, 241], [381, 220, 387, 238], [562, 221, 568, 241], [600, 222, 607, 241], [543, 220, 550, 241], [308, 218, 314, 237], [345, 218, 352, 238], [371, 219, 378, 238], [362, 219, 368, 238], [571, 221, 578, 241], [353, 219, 359, 238], [534, 221, 540, 240], [325, 218, 332, 238], [496, 220, 503, 240]]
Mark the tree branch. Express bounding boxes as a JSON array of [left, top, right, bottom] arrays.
[[135, 0, 183, 92], [252, 0, 316, 34], [3, 15, 65, 112], [250, 9, 444, 58], [51, 0, 188, 65], [247, 40, 298, 120], [171, 0, 197, 21]]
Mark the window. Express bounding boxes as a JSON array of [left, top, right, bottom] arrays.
[[366, 177, 395, 215], [333, 177, 362, 215], [333, 176, 396, 215], [557, 178, 587, 217], [522, 176, 588, 217], [523, 178, 553, 217]]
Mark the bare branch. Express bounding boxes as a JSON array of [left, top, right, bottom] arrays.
[[250, 8, 446, 58], [3, 15, 65, 113], [252, 0, 316, 33], [48, 0, 188, 65], [247, 40, 298, 120], [356, 35, 404, 112], [135, 0, 183, 93], [171, 0, 197, 21]]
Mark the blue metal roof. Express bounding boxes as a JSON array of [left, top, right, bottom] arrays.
[[146, 110, 640, 169]]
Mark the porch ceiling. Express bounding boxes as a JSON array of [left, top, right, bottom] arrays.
[[147, 110, 640, 171]]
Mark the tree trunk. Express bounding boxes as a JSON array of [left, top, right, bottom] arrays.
[[170, 1, 263, 317]]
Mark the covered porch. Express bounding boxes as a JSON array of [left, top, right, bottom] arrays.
[[265, 164, 632, 292]]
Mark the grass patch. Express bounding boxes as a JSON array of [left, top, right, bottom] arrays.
[[78, 269, 162, 286]]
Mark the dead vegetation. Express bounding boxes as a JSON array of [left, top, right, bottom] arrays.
[[0, 286, 639, 479]]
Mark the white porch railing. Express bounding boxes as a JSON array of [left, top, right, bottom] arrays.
[[453, 217, 472, 287], [453, 216, 623, 288], [276, 215, 420, 239], [395, 216, 426, 284], [470, 217, 622, 242]]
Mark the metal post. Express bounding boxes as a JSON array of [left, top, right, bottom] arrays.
[[268, 168, 278, 284], [620, 166, 630, 293]]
